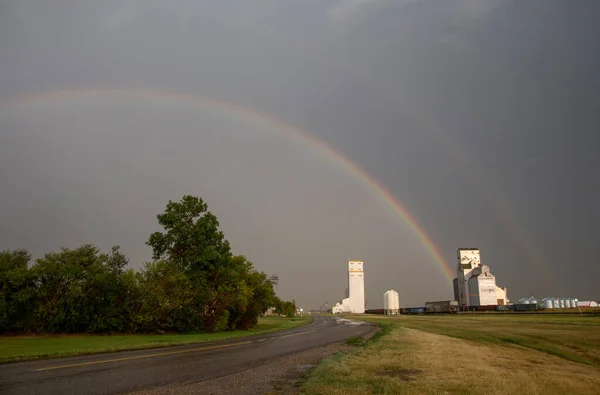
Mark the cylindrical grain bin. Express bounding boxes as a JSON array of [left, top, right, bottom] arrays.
[[552, 298, 560, 308]]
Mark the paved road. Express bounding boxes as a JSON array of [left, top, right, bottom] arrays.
[[0, 315, 375, 394]]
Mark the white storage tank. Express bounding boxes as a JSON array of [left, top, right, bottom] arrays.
[[571, 298, 578, 308], [566, 299, 572, 308], [559, 298, 566, 308], [519, 298, 530, 304], [383, 290, 399, 315], [542, 298, 553, 309]]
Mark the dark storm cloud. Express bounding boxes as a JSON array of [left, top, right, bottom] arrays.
[[1, 0, 598, 307]]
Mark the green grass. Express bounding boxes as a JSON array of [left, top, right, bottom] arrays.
[[344, 336, 365, 346], [301, 314, 600, 395], [0, 316, 311, 364]]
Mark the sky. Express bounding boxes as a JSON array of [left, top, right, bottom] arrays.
[[1, 0, 598, 308]]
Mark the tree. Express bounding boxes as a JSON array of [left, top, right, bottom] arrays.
[[0, 195, 285, 334], [226, 255, 278, 330], [238, 269, 277, 327], [147, 195, 231, 272], [130, 260, 194, 333], [85, 246, 134, 333], [283, 301, 296, 318], [30, 245, 134, 333], [0, 249, 35, 333], [146, 195, 236, 332], [275, 300, 296, 318]]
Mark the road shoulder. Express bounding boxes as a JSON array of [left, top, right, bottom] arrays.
[[128, 343, 359, 395]]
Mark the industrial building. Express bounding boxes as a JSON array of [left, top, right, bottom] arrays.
[[383, 290, 399, 315], [331, 260, 366, 314], [577, 301, 599, 307], [453, 248, 509, 310]]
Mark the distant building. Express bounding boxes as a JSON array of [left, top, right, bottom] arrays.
[[262, 307, 278, 316], [331, 302, 344, 314], [496, 285, 509, 305], [454, 248, 509, 309]]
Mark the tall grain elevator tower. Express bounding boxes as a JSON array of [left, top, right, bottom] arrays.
[[348, 260, 365, 313], [455, 247, 509, 309], [456, 248, 481, 309]]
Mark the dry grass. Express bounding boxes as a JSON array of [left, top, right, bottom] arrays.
[[302, 315, 600, 395], [385, 314, 600, 367]]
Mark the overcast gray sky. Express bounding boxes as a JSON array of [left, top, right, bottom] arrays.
[[1, 0, 598, 308]]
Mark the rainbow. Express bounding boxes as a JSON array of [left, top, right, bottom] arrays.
[[343, 66, 551, 283], [0, 88, 455, 281]]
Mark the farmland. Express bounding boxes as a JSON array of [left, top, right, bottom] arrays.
[[302, 313, 600, 395]]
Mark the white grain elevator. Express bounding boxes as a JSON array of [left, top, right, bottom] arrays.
[[348, 260, 365, 314]]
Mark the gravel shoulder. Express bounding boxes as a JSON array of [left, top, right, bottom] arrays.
[[127, 343, 359, 395]]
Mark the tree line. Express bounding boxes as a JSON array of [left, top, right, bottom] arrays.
[[0, 195, 295, 334]]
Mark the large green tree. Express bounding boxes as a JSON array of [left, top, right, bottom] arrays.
[[146, 195, 238, 332], [147, 195, 232, 271]]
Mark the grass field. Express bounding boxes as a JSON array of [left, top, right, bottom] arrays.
[[302, 314, 600, 395], [0, 316, 311, 364]]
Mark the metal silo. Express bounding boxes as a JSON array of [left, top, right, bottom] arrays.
[[572, 298, 578, 308], [566, 299, 572, 308], [384, 290, 399, 315], [519, 298, 530, 304], [551, 298, 559, 308], [529, 297, 539, 305], [542, 298, 553, 309], [559, 298, 565, 308]]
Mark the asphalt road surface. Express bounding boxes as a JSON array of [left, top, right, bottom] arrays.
[[0, 315, 375, 395]]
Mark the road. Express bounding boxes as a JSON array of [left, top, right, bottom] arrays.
[[0, 315, 375, 395]]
